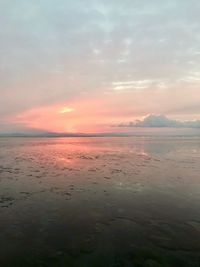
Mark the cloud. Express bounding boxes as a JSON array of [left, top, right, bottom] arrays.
[[112, 79, 154, 90], [117, 114, 200, 128], [0, 0, 200, 132]]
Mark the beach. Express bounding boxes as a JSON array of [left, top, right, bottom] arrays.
[[0, 136, 200, 266]]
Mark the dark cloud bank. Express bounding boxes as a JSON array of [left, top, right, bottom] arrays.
[[117, 114, 200, 128]]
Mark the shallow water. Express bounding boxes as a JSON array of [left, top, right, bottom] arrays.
[[0, 137, 200, 266]]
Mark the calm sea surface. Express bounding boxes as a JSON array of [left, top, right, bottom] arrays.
[[0, 137, 200, 266]]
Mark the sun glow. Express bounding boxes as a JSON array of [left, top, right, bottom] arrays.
[[9, 93, 139, 133], [59, 107, 74, 114]]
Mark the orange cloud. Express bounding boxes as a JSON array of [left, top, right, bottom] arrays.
[[8, 92, 144, 133]]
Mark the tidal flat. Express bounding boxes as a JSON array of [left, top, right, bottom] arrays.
[[0, 137, 200, 267]]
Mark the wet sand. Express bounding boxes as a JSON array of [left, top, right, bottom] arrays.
[[0, 137, 200, 266]]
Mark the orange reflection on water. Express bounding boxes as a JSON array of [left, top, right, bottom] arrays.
[[57, 156, 74, 165]]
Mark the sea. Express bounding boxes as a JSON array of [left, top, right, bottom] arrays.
[[0, 136, 200, 266]]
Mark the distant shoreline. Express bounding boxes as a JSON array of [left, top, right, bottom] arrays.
[[0, 134, 200, 138], [1, 127, 200, 138]]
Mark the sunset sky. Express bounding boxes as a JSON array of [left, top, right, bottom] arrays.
[[1, 0, 200, 133]]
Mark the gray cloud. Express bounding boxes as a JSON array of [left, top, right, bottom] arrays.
[[117, 114, 200, 128]]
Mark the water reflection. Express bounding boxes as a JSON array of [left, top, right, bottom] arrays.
[[0, 137, 200, 266]]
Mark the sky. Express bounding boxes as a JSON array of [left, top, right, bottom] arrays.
[[1, 0, 200, 133]]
